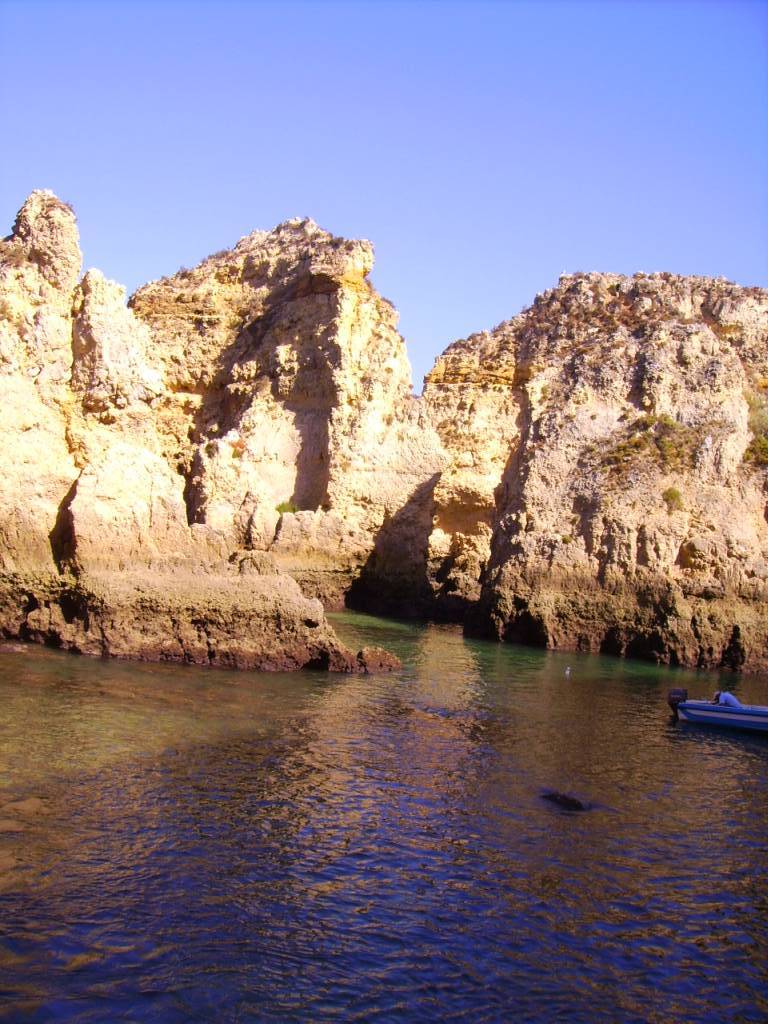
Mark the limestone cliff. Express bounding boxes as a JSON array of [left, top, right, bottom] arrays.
[[3, 190, 768, 675], [129, 218, 447, 609], [447, 273, 768, 671], [0, 192, 392, 673]]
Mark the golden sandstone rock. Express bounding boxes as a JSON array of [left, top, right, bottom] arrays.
[[2, 191, 768, 673]]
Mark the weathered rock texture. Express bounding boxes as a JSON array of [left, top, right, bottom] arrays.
[[452, 273, 768, 671], [0, 191, 395, 672], [2, 190, 768, 674], [129, 219, 446, 608]]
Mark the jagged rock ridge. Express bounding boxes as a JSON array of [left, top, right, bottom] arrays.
[[2, 190, 768, 673]]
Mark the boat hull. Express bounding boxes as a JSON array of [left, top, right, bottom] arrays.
[[677, 700, 768, 733]]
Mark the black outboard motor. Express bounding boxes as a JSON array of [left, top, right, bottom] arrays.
[[667, 687, 688, 722]]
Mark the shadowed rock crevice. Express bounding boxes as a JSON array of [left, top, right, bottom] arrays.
[[486, 388, 533, 570], [347, 474, 441, 618], [286, 407, 331, 512], [174, 283, 337, 525], [503, 601, 549, 647], [722, 625, 746, 670], [625, 631, 669, 663], [463, 390, 531, 640], [48, 478, 80, 573]]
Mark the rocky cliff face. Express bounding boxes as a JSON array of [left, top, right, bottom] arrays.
[[2, 190, 767, 674], [125, 216, 517, 622], [0, 192, 394, 673], [128, 218, 446, 609], [452, 272, 768, 671]]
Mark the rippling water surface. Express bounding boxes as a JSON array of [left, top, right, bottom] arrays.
[[1, 613, 767, 1022]]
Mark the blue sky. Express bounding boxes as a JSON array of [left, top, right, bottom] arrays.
[[1, 0, 766, 389]]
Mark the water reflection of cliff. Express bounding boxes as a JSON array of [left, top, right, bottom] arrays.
[[1, 625, 767, 1020]]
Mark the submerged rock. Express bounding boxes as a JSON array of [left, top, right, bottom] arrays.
[[541, 790, 592, 812], [355, 646, 402, 674]]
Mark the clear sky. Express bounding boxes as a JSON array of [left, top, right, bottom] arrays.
[[1, 0, 766, 389]]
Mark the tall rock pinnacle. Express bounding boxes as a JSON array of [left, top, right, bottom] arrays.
[[10, 189, 82, 292]]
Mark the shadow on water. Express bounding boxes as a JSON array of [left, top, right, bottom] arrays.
[[0, 621, 767, 1022]]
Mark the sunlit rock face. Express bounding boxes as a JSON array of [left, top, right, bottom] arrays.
[[455, 272, 768, 671], [130, 217, 448, 609], [0, 194, 373, 673], [2, 190, 768, 673], [0, 192, 81, 572]]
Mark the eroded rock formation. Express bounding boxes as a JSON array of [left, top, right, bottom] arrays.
[[454, 273, 768, 671], [0, 191, 391, 672], [2, 190, 767, 673]]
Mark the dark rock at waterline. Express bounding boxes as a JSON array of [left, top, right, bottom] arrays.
[[541, 789, 592, 812], [356, 645, 402, 673]]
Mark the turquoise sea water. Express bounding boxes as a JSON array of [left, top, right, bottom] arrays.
[[1, 612, 767, 1022]]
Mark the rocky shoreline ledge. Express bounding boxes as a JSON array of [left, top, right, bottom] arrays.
[[2, 191, 767, 672]]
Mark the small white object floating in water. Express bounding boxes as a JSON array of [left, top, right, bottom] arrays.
[[565, 666, 571, 678], [668, 688, 768, 733]]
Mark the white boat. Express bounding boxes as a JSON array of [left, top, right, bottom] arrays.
[[667, 688, 768, 733]]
